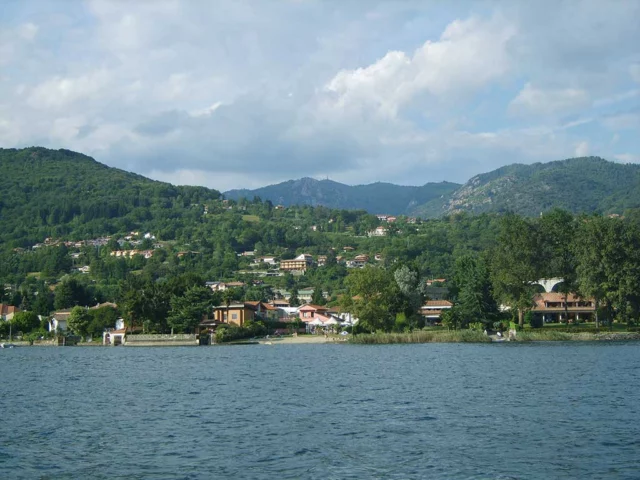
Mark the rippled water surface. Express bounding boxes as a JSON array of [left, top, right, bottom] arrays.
[[1, 342, 639, 479]]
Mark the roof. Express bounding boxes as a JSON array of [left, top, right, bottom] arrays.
[[423, 300, 453, 307], [298, 304, 328, 311], [214, 303, 257, 310], [271, 299, 289, 305], [92, 302, 118, 309], [0, 304, 20, 316], [534, 292, 587, 303], [532, 293, 595, 312], [302, 313, 340, 324]]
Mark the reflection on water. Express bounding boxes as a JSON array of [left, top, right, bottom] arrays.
[[1, 342, 639, 479]]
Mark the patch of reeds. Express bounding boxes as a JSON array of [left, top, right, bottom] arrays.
[[513, 330, 575, 342], [349, 330, 491, 344]]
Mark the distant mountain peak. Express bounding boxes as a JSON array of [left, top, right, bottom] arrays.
[[225, 177, 460, 215]]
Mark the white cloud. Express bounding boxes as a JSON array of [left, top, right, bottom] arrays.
[[27, 70, 111, 109], [510, 83, 590, 116], [1, 1, 639, 190], [575, 141, 590, 157], [323, 16, 515, 118]]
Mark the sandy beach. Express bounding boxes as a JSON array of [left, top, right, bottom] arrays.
[[258, 334, 349, 345]]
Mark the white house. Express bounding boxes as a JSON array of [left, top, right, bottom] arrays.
[[368, 226, 388, 237], [48, 310, 72, 332]]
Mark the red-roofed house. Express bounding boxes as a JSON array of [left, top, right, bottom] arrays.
[[0, 304, 20, 322], [532, 292, 595, 323], [420, 300, 453, 322], [298, 304, 329, 320]]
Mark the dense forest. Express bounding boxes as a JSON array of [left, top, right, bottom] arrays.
[[2, 147, 640, 340], [0, 147, 221, 249]]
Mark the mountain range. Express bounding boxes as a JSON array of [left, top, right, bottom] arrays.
[[226, 157, 640, 217], [225, 178, 460, 216], [2, 147, 640, 245]]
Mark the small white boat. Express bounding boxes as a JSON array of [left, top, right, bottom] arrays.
[[0, 343, 16, 348]]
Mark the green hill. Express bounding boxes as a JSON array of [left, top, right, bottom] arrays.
[[225, 177, 460, 215], [411, 157, 640, 218], [0, 147, 221, 248]]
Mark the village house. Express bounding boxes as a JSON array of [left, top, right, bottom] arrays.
[[49, 309, 72, 332], [279, 253, 314, 274], [298, 304, 329, 320], [531, 292, 595, 323], [50, 302, 119, 333], [206, 281, 246, 292], [347, 254, 369, 268], [210, 301, 277, 327], [110, 249, 154, 259], [270, 298, 290, 308], [0, 304, 20, 322], [297, 288, 315, 303], [257, 255, 278, 265], [368, 226, 388, 237], [211, 302, 258, 327], [420, 300, 453, 323]]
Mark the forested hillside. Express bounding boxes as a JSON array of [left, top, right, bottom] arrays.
[[0, 147, 221, 249], [413, 157, 640, 217], [225, 177, 459, 215]]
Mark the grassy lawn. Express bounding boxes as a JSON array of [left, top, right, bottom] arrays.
[[242, 215, 260, 222]]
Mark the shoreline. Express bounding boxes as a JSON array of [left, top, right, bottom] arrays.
[[4, 332, 639, 348]]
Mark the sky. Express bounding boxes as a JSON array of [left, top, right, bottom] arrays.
[[1, 0, 639, 191]]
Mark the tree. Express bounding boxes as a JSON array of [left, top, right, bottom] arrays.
[[311, 286, 325, 305], [345, 266, 398, 332], [68, 306, 91, 337], [451, 254, 499, 329], [491, 214, 542, 327], [54, 279, 87, 310], [393, 265, 426, 330], [87, 306, 120, 338], [33, 288, 54, 316], [289, 287, 300, 307], [574, 216, 640, 327], [11, 311, 40, 335], [167, 286, 216, 333], [539, 209, 577, 324]]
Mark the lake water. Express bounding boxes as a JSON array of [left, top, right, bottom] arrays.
[[1, 342, 639, 479]]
